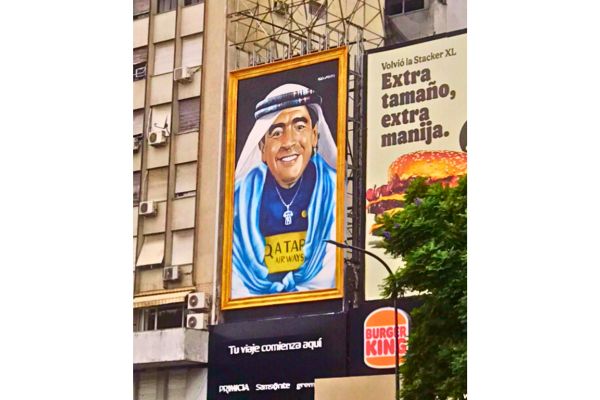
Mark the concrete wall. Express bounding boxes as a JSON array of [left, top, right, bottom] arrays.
[[194, 0, 228, 322], [388, 0, 467, 41], [390, 6, 434, 40], [447, 0, 467, 32], [133, 328, 208, 366], [186, 368, 207, 400]]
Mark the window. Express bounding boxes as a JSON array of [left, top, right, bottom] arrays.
[[385, 0, 425, 15], [136, 233, 165, 267], [133, 63, 147, 81], [134, 134, 143, 154], [133, 47, 148, 81], [174, 131, 198, 163], [141, 304, 185, 330], [134, 369, 190, 400], [167, 369, 188, 399], [133, 47, 148, 64], [181, 34, 203, 68], [172, 229, 194, 265], [147, 167, 169, 201], [184, 0, 202, 5], [133, 0, 150, 17], [175, 162, 197, 197], [178, 97, 200, 133], [133, 237, 138, 267], [158, 0, 177, 13], [133, 171, 141, 206], [150, 104, 172, 135], [153, 41, 175, 75], [171, 197, 195, 230], [133, 109, 145, 135], [308, 0, 326, 20]]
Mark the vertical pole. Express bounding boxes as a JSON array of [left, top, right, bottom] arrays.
[[325, 240, 401, 399], [394, 291, 400, 399]]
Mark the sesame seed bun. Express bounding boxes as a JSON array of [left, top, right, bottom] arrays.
[[388, 150, 467, 182]]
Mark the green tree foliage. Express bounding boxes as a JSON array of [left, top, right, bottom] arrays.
[[376, 176, 467, 400]]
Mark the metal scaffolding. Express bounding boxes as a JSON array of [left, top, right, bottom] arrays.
[[227, 0, 384, 66], [227, 0, 386, 308]]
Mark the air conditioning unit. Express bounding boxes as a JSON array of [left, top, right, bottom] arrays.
[[273, 1, 289, 15], [139, 201, 158, 216], [133, 62, 147, 81], [187, 292, 210, 311], [186, 313, 208, 330], [163, 266, 180, 281], [174, 66, 193, 83], [148, 129, 168, 146]]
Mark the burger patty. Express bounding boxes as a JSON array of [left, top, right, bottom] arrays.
[[367, 198, 404, 215], [367, 175, 461, 204]]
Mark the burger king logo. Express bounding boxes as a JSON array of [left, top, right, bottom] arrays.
[[363, 307, 410, 369]]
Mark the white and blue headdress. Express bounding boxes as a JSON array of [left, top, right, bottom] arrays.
[[235, 83, 337, 181]]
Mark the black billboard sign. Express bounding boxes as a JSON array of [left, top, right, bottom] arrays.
[[207, 313, 347, 399]]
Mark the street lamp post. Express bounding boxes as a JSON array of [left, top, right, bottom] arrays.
[[325, 239, 400, 400]]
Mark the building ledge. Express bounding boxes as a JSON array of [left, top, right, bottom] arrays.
[[133, 327, 208, 369]]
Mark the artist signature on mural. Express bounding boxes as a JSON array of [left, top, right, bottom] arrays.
[[317, 73, 335, 81]]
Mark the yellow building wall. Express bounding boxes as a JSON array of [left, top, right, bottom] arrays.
[[315, 375, 395, 400]]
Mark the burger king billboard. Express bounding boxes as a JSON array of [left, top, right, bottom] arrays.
[[364, 30, 467, 300], [364, 307, 410, 369]]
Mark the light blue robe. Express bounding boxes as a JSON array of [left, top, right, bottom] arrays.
[[231, 154, 336, 296]]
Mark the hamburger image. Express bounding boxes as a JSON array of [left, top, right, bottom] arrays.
[[366, 150, 467, 233]]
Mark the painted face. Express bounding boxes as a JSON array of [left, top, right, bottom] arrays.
[[261, 106, 318, 188]]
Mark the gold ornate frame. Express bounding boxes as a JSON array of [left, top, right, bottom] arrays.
[[221, 47, 348, 310]]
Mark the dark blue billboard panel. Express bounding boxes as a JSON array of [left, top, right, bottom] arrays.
[[207, 313, 347, 399]]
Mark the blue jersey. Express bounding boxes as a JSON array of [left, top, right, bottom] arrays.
[[259, 161, 315, 235], [231, 153, 336, 295], [259, 162, 316, 282]]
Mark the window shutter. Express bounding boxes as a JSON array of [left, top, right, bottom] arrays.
[[167, 369, 187, 400], [154, 41, 174, 75], [172, 230, 194, 266], [181, 35, 203, 68], [133, 47, 148, 64], [147, 167, 169, 202], [133, 109, 144, 135], [133, 237, 138, 269], [178, 97, 200, 133], [137, 370, 157, 400], [171, 197, 195, 230], [175, 162, 197, 194], [136, 234, 165, 267]]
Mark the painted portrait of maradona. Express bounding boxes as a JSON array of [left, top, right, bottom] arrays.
[[222, 48, 347, 309]]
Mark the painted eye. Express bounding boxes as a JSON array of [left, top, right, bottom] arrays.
[[268, 128, 283, 138]]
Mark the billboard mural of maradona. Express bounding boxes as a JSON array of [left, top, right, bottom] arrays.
[[221, 47, 348, 310]]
